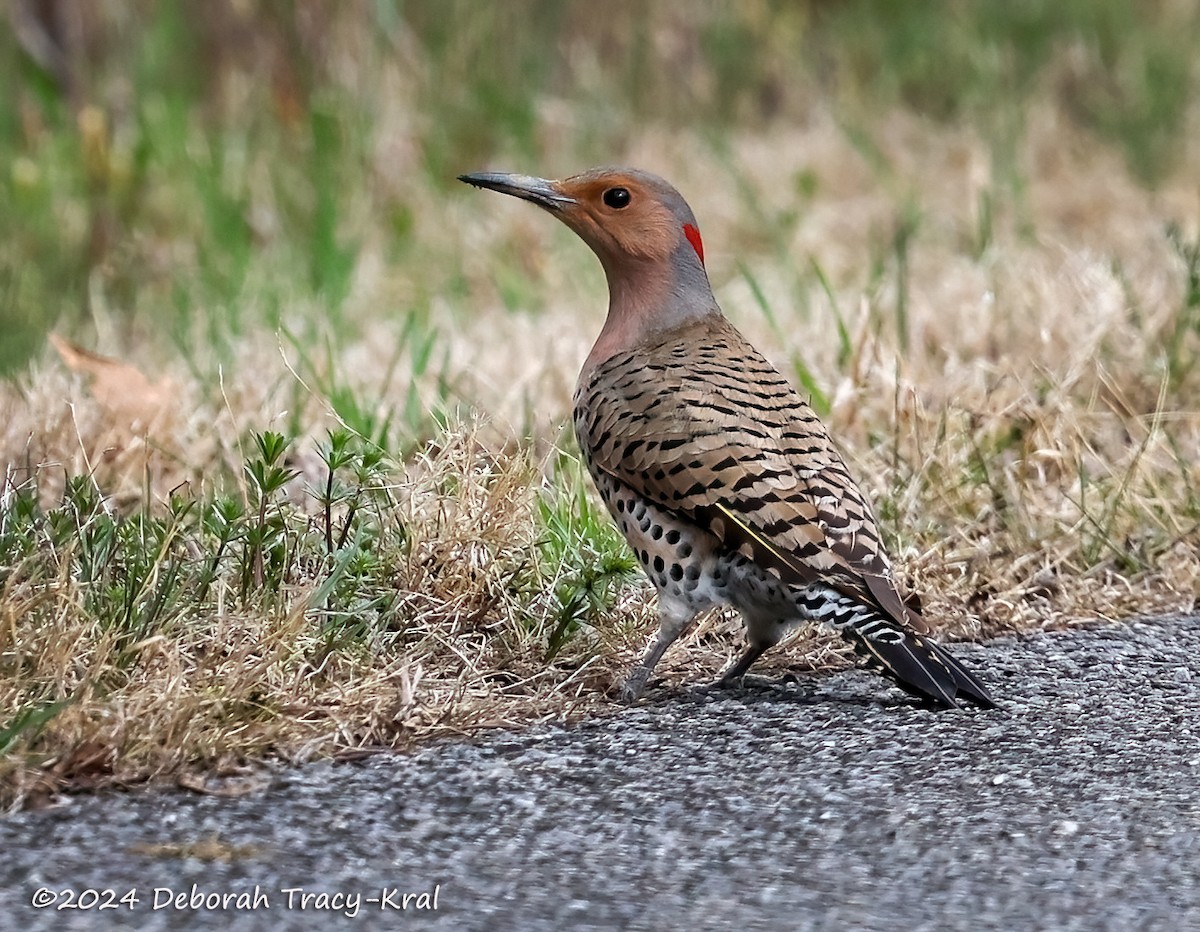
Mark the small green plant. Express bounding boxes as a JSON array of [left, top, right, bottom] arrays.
[[534, 455, 638, 660], [196, 496, 244, 603], [317, 428, 362, 553], [0, 427, 405, 654], [242, 431, 298, 597]]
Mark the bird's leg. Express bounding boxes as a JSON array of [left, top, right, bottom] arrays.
[[620, 600, 696, 702], [716, 612, 783, 686], [716, 643, 768, 686]]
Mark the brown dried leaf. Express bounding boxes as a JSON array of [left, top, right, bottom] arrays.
[[49, 333, 176, 427]]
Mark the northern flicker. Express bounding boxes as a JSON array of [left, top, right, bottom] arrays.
[[460, 167, 994, 709]]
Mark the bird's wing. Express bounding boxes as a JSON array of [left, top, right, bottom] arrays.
[[575, 317, 929, 635]]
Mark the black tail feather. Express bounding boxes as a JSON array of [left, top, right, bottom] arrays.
[[848, 630, 995, 709], [925, 638, 996, 708]]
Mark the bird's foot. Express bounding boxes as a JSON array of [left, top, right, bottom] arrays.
[[618, 672, 649, 704]]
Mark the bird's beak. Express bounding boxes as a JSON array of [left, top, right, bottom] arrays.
[[457, 172, 576, 211]]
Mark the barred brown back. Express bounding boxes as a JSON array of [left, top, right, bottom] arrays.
[[573, 313, 922, 633]]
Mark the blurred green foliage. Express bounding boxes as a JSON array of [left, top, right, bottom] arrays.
[[1, 0, 1197, 373]]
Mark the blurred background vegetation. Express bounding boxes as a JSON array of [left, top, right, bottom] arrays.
[[2, 0, 1198, 375]]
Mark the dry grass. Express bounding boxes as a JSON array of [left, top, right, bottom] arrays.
[[1, 416, 643, 808], [4, 24, 1200, 808]]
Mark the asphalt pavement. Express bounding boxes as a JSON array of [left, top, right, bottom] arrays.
[[3, 615, 1199, 931]]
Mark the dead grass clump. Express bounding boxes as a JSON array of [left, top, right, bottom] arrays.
[[0, 422, 639, 810]]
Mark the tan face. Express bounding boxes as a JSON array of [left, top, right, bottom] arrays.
[[553, 173, 684, 263]]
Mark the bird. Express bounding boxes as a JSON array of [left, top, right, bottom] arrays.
[[459, 167, 995, 709]]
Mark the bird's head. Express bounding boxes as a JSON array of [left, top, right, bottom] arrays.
[[460, 167, 719, 365], [460, 167, 708, 278]]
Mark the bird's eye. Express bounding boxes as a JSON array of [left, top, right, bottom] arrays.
[[602, 187, 631, 209]]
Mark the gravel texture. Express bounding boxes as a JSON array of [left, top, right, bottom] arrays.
[[3, 615, 1199, 931]]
